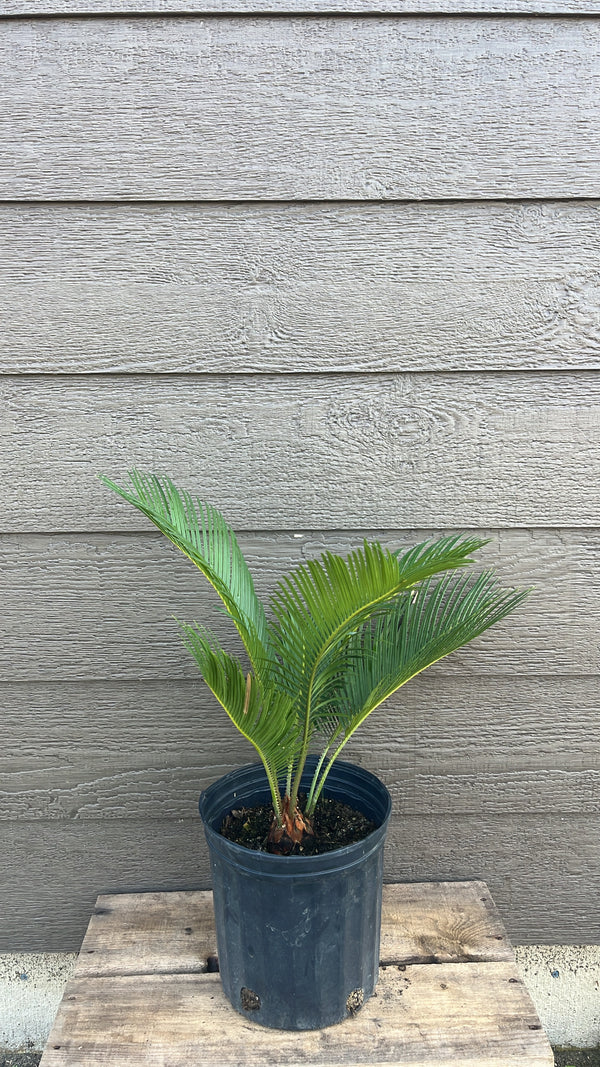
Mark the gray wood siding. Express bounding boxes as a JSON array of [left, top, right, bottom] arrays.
[[3, 202, 600, 374], [3, 2, 600, 15], [0, 530, 596, 679], [3, 676, 600, 820], [1, 4, 599, 951], [2, 17, 600, 200], [1, 375, 599, 529]]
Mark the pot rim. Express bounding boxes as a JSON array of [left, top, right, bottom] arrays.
[[199, 757, 392, 876]]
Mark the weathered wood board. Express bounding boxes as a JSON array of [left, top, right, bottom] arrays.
[[73, 883, 515, 977], [2, 17, 600, 199], [39, 883, 553, 1066], [2, 374, 600, 530], [2, 201, 600, 373]]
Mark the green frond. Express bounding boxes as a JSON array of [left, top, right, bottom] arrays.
[[179, 621, 299, 816], [270, 534, 494, 693], [305, 569, 529, 811], [270, 538, 488, 723], [269, 533, 497, 806], [100, 471, 272, 681], [392, 533, 491, 578], [101, 471, 529, 824]]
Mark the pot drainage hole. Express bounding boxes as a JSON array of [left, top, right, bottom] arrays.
[[346, 988, 364, 1016], [241, 987, 261, 1012]]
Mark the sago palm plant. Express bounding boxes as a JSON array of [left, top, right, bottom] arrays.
[[101, 470, 528, 853]]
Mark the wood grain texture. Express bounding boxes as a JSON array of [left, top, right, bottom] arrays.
[[2, 814, 600, 949], [39, 966, 551, 1066], [2, 17, 600, 199], [3, 675, 600, 821], [40, 884, 552, 1067], [379, 881, 514, 965], [2, 374, 600, 530], [3, 201, 600, 374], [0, 528, 594, 681], [76, 890, 218, 977], [1, 0, 598, 963], [72, 883, 514, 978], [2, 1, 599, 13]]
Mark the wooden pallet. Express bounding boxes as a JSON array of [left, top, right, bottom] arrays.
[[39, 881, 553, 1066]]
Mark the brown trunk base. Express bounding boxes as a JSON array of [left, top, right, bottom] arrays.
[[267, 796, 314, 854]]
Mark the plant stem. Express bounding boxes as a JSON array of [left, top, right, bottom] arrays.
[[288, 671, 316, 810], [263, 762, 284, 826], [305, 726, 344, 814], [305, 747, 330, 811], [305, 737, 348, 814], [288, 752, 307, 814]]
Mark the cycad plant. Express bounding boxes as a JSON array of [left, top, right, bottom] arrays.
[[101, 471, 528, 853]]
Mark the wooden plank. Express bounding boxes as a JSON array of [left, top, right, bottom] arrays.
[[0, 528, 595, 682], [41, 885, 552, 1066], [72, 883, 513, 979], [379, 881, 514, 965], [51, 886, 550, 1064], [2, 17, 600, 199], [76, 891, 218, 977], [3, 201, 600, 374], [2, 374, 600, 530], [2, 1, 598, 14], [2, 814, 600, 950], [38, 966, 553, 1066], [3, 675, 600, 821]]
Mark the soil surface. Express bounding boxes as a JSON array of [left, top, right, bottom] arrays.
[[219, 794, 376, 854]]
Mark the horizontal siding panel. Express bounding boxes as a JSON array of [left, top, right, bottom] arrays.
[[1, 814, 599, 950], [2, 677, 600, 819], [0, 529, 596, 680], [3, 3, 600, 14], [2, 374, 599, 530], [3, 201, 600, 374], [2, 17, 600, 199]]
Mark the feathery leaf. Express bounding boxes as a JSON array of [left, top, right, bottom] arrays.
[[101, 471, 529, 830], [100, 471, 272, 681]]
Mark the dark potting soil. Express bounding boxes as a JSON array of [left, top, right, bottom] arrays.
[[219, 794, 376, 854]]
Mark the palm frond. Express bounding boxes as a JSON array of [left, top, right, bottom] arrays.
[[268, 533, 500, 807], [180, 621, 299, 816], [305, 569, 529, 811], [269, 535, 493, 739], [100, 471, 272, 680], [392, 533, 491, 580]]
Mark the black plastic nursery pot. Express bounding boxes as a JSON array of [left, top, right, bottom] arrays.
[[198, 757, 392, 1031]]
